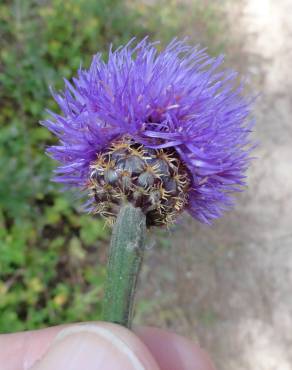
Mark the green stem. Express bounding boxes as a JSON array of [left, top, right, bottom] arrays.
[[102, 203, 146, 328]]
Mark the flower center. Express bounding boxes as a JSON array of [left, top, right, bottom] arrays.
[[88, 135, 190, 227]]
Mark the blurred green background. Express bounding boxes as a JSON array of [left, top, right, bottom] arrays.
[[0, 0, 224, 333]]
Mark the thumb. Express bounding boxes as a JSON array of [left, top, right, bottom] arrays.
[[30, 323, 160, 370]]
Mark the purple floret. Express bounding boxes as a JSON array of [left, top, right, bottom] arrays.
[[41, 38, 255, 224]]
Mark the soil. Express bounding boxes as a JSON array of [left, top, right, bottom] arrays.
[[137, 1, 292, 369]]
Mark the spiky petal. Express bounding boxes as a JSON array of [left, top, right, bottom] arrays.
[[41, 38, 254, 224]]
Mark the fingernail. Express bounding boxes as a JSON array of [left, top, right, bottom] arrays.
[[30, 324, 146, 370]]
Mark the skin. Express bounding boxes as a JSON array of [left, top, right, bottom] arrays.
[[0, 322, 215, 370]]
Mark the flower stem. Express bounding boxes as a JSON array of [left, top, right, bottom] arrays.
[[102, 203, 146, 328]]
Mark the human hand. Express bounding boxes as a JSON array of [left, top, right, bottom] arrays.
[[0, 322, 215, 369]]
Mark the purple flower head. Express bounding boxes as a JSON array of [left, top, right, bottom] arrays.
[[42, 38, 254, 224]]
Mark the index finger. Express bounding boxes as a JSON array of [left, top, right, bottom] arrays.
[[135, 326, 215, 370]]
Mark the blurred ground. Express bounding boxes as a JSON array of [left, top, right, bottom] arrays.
[[138, 1, 292, 369]]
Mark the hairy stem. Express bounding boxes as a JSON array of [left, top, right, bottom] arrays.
[[102, 203, 146, 328]]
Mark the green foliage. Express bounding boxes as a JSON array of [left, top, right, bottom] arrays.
[[0, 0, 145, 333], [131, 0, 226, 53], [0, 0, 224, 333]]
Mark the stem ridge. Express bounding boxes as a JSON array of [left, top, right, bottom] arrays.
[[102, 203, 146, 328]]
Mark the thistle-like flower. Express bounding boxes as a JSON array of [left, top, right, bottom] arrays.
[[42, 39, 254, 226]]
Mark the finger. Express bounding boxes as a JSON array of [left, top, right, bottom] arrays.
[[0, 323, 160, 370], [0, 325, 62, 370], [135, 326, 216, 370]]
